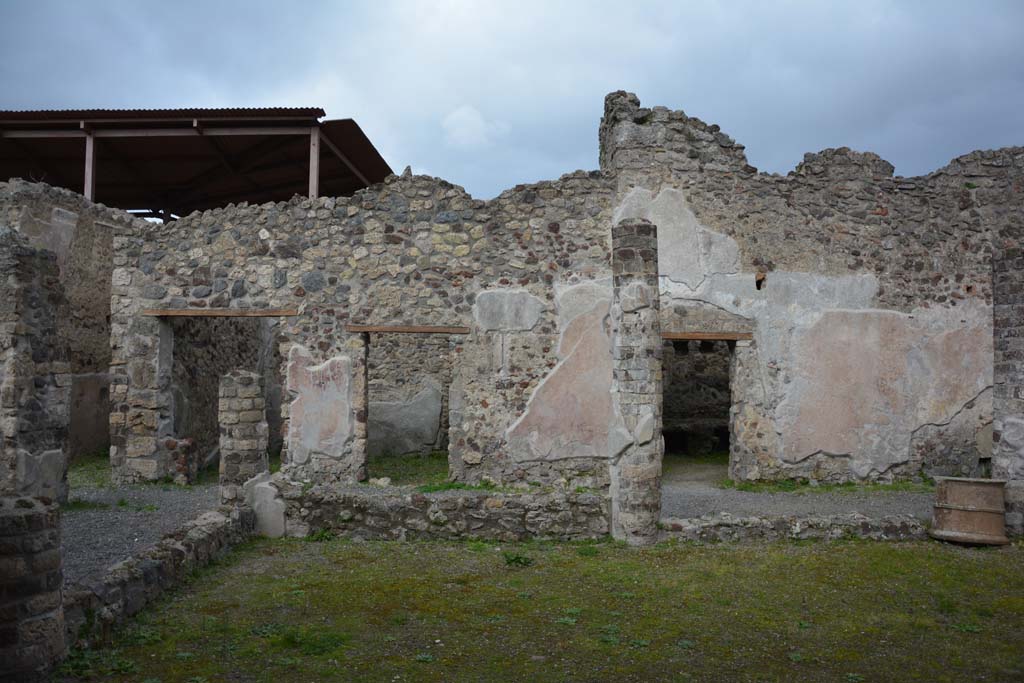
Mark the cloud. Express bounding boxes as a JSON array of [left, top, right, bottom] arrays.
[[442, 106, 508, 149], [1, 0, 1022, 198]]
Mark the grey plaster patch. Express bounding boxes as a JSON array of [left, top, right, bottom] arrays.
[[16, 449, 66, 501], [473, 289, 546, 331], [995, 414, 1024, 479], [368, 381, 443, 456], [244, 472, 285, 538]]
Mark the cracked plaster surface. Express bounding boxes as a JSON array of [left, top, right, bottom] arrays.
[[286, 345, 355, 465], [504, 279, 631, 463], [615, 186, 993, 477]]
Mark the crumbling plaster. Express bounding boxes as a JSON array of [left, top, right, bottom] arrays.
[[2, 89, 1016, 499], [614, 185, 993, 481]]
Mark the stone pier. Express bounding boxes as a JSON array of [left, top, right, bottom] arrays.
[[219, 370, 269, 504], [609, 218, 663, 545], [0, 497, 65, 682]]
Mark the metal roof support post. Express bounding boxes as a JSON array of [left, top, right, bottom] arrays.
[[83, 132, 95, 200], [308, 126, 320, 198]]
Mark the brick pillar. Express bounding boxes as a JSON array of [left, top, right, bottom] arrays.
[[609, 218, 663, 545], [219, 371, 268, 503], [0, 497, 65, 681]]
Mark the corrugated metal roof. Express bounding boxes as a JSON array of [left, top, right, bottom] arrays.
[[0, 108, 393, 216], [0, 107, 325, 122]]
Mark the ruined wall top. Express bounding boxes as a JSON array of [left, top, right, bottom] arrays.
[[599, 90, 753, 175], [600, 90, 1024, 184]]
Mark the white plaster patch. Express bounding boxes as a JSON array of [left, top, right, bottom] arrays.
[[613, 187, 739, 288]]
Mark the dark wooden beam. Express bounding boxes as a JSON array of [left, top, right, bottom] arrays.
[[345, 324, 471, 335], [83, 133, 95, 200], [142, 308, 299, 317], [661, 331, 753, 341], [308, 127, 320, 198], [321, 131, 369, 186]]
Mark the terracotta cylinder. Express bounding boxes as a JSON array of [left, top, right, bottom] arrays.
[[930, 477, 1009, 545]]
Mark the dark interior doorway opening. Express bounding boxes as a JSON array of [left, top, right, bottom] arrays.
[[358, 327, 463, 487], [661, 338, 734, 477]]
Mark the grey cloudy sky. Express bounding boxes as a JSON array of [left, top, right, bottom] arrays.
[[1, 1, 1022, 198]]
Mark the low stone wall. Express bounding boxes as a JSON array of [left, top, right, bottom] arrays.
[[63, 505, 255, 648], [660, 513, 928, 542], [0, 497, 65, 682], [262, 478, 610, 541]]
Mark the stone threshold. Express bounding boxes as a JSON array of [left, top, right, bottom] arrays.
[[659, 512, 928, 542]]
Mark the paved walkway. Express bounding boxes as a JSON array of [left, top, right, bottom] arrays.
[[660, 456, 934, 520]]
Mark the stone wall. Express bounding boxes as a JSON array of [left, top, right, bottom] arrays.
[[64, 505, 255, 648], [169, 316, 266, 466], [993, 205, 1024, 480], [366, 332, 452, 456], [0, 228, 69, 501], [218, 370, 269, 503], [0, 497, 65, 682], [246, 474, 609, 541], [0, 180, 128, 461], [88, 90, 1024, 491], [603, 91, 1020, 483], [109, 170, 618, 488]]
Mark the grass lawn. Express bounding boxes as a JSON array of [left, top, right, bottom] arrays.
[[366, 450, 450, 486], [67, 451, 113, 489], [58, 538, 1024, 682]]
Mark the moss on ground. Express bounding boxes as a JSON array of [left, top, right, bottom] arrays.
[[57, 538, 1024, 682], [67, 451, 112, 489], [366, 450, 450, 486]]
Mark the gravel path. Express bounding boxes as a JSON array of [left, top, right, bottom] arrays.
[[62, 483, 218, 586], [660, 459, 934, 520]]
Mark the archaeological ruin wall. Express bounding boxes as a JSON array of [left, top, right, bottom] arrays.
[[0, 227, 69, 501], [601, 91, 1022, 483], [108, 170, 623, 489], [8, 89, 1002, 494], [0, 181, 128, 462]]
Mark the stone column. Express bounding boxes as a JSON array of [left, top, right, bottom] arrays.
[[993, 223, 1024, 535], [0, 497, 65, 681], [219, 370, 269, 503], [609, 218, 663, 545]]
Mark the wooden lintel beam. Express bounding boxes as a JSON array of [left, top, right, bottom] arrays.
[[320, 132, 370, 186], [345, 324, 471, 335], [661, 331, 753, 341], [83, 133, 95, 200], [308, 127, 320, 198], [142, 308, 299, 317]]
